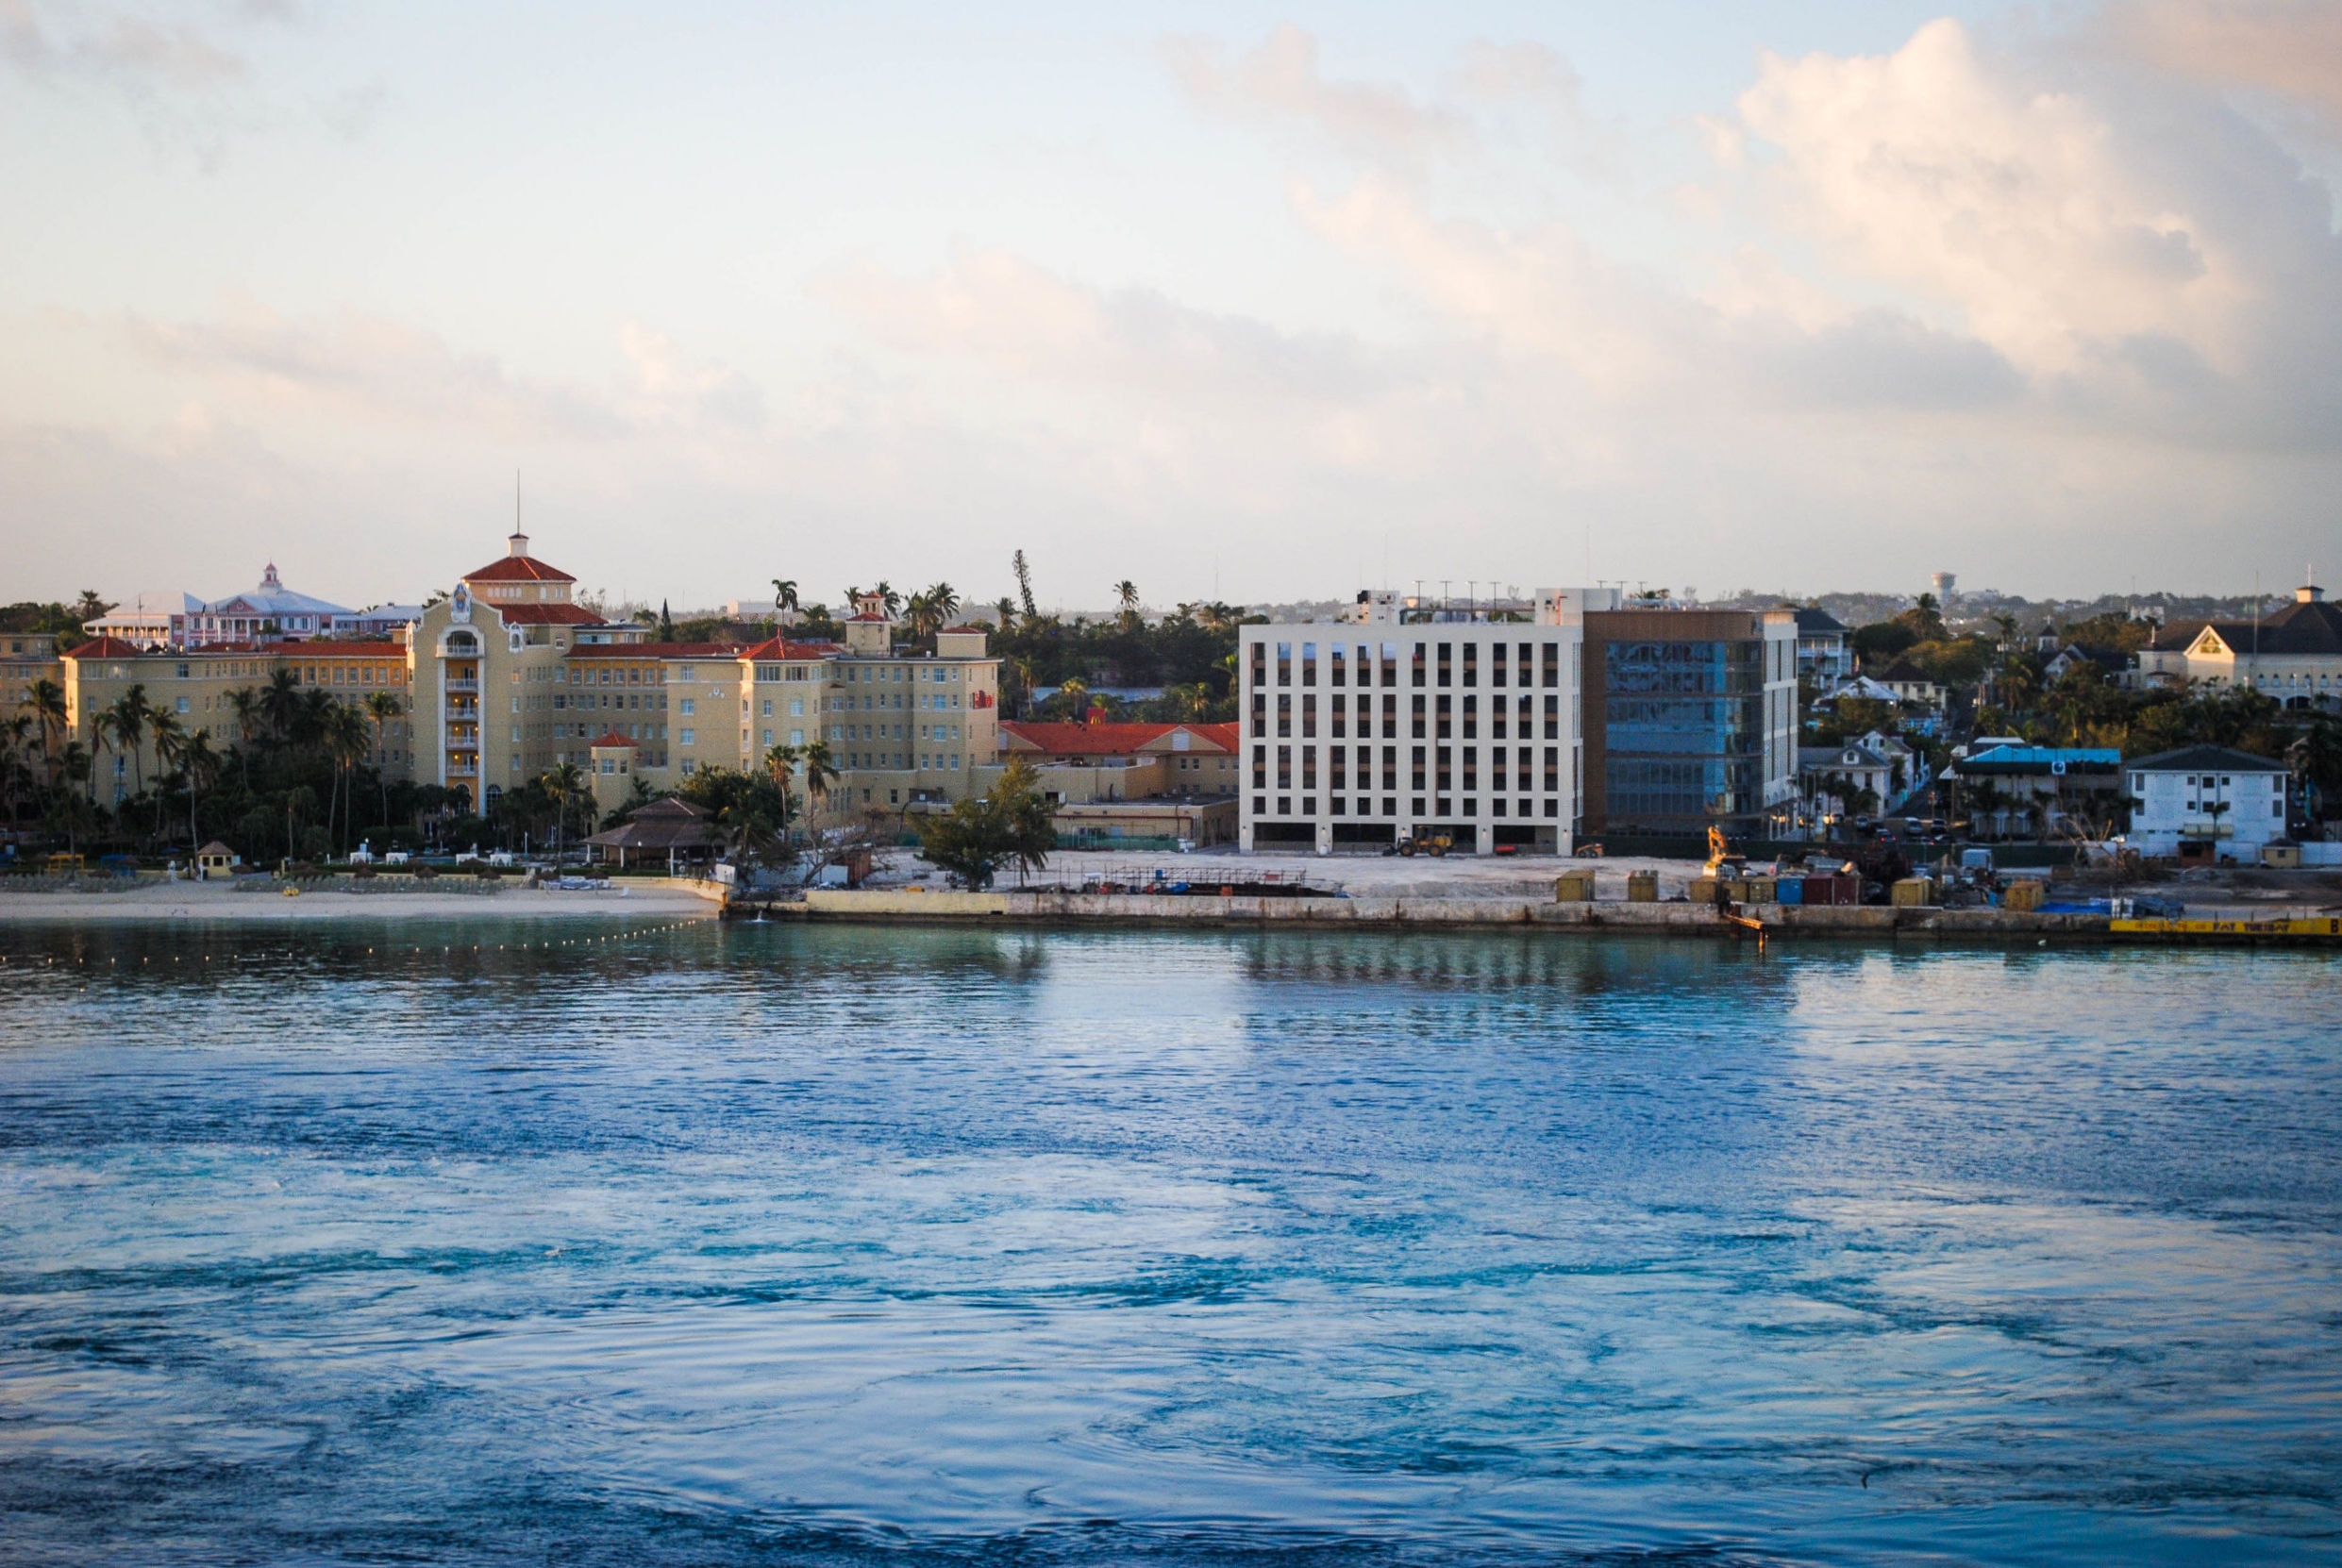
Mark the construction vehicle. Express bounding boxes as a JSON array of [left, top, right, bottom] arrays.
[[1703, 826, 1746, 877], [1397, 833, 1454, 859]]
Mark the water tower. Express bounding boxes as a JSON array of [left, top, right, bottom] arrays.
[[1930, 571, 1956, 608]]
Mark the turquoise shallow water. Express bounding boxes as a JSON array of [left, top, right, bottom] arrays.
[[0, 918, 2337, 1566]]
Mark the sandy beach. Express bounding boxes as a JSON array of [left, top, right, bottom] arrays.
[[0, 879, 721, 924]]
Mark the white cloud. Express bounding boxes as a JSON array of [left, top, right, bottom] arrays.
[[2100, 0, 2342, 125], [811, 246, 1381, 410], [1739, 20, 2239, 375], [1159, 25, 1466, 166]]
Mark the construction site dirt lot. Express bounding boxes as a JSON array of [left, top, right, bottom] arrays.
[[865, 847, 2342, 921]]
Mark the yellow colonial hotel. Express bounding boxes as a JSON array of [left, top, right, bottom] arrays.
[[44, 532, 1003, 817]]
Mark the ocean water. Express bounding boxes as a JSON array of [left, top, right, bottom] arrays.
[[0, 919, 2336, 1567]]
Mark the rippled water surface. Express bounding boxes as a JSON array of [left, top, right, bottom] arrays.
[[1, 918, 2338, 1566]]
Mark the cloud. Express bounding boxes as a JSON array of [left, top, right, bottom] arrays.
[[1737, 20, 2245, 375], [0, 1, 348, 167], [111, 296, 766, 443], [1159, 25, 1467, 165], [811, 247, 1380, 409], [2100, 0, 2342, 125], [616, 322, 766, 435], [119, 297, 627, 441]]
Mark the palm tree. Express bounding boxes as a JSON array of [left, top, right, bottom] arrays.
[[145, 709, 184, 842], [874, 580, 902, 618], [257, 668, 302, 742], [364, 691, 404, 827], [925, 582, 960, 627], [176, 728, 221, 853], [57, 741, 92, 808], [543, 760, 589, 861], [1115, 580, 1140, 615], [772, 579, 799, 613], [994, 595, 1017, 629], [23, 678, 67, 783], [798, 740, 838, 821], [227, 687, 261, 787], [763, 741, 798, 793], [105, 685, 155, 797], [325, 702, 373, 851], [0, 715, 31, 834]]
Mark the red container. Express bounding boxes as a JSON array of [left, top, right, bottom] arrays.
[[1800, 875, 1858, 906]]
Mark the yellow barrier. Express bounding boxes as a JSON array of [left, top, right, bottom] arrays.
[[2111, 916, 2342, 939]]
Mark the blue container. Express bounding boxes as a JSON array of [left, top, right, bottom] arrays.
[[1776, 876, 1804, 906]]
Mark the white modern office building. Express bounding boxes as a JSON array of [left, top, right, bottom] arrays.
[[1236, 589, 1614, 855]]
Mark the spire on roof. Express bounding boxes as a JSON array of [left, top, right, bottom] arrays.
[[261, 562, 281, 590], [509, 530, 530, 559]]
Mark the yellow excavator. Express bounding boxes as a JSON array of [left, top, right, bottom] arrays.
[[1704, 825, 1746, 877]]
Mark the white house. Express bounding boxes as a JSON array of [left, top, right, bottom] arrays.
[[2125, 744, 2290, 861], [1798, 742, 1894, 826]]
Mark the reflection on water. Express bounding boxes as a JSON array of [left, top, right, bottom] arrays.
[[1, 919, 2337, 1566]]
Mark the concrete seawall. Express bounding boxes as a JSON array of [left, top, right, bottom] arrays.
[[795, 888, 2135, 940]]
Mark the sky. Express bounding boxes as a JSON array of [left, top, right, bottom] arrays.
[[4, 0, 2339, 615]]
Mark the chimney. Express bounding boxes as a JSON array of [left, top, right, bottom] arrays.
[[509, 531, 529, 559]]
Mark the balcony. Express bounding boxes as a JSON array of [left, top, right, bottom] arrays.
[[444, 677, 480, 693], [444, 703, 478, 721]]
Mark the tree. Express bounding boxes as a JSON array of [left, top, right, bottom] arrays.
[[925, 582, 959, 627], [659, 599, 676, 641], [0, 715, 31, 833], [43, 786, 97, 858], [145, 709, 184, 842], [227, 688, 261, 787], [23, 677, 67, 782], [798, 740, 838, 816], [364, 691, 404, 826], [2292, 717, 2342, 824], [993, 595, 1017, 629], [1115, 580, 1141, 630], [176, 728, 222, 852], [773, 578, 799, 613], [763, 741, 799, 798], [104, 685, 156, 797], [542, 760, 590, 859], [283, 785, 317, 864], [258, 669, 303, 742], [73, 589, 111, 627], [912, 759, 1055, 890], [1012, 550, 1036, 620], [674, 766, 793, 866], [324, 701, 373, 851], [873, 580, 902, 618]]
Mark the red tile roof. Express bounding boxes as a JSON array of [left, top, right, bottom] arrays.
[[742, 638, 844, 660], [298, 642, 404, 655], [62, 637, 146, 659], [589, 730, 640, 747], [462, 556, 577, 584], [1000, 721, 1237, 757], [568, 642, 749, 659], [493, 604, 606, 626]]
